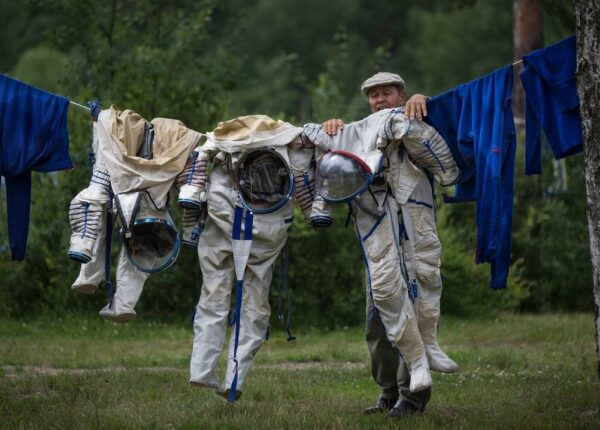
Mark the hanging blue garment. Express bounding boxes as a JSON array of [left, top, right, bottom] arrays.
[[425, 65, 516, 290], [520, 35, 582, 175], [0, 73, 72, 260]]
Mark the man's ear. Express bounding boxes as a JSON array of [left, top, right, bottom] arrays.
[[398, 89, 406, 105]]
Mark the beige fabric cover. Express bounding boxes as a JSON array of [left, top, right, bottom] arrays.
[[204, 115, 303, 154], [98, 106, 201, 195]]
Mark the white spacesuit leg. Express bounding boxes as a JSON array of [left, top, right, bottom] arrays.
[[71, 209, 107, 294], [98, 248, 150, 323], [190, 166, 237, 389], [402, 175, 458, 374], [354, 192, 431, 392], [219, 206, 292, 399]]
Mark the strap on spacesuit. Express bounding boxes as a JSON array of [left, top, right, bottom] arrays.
[[86, 100, 101, 164], [398, 201, 419, 304], [303, 170, 314, 200], [114, 192, 143, 239], [229, 205, 254, 402], [276, 241, 296, 342], [104, 191, 115, 308]]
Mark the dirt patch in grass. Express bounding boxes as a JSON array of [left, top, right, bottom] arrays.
[[2, 361, 366, 379], [258, 361, 366, 370], [1, 365, 185, 379]]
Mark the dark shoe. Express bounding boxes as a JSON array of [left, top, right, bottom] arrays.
[[216, 388, 242, 401], [362, 396, 399, 415], [387, 400, 423, 419]]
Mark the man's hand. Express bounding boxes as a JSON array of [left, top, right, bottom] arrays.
[[322, 118, 345, 136], [405, 94, 429, 121]]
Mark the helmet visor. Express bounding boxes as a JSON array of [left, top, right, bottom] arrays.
[[124, 217, 180, 273], [316, 150, 372, 202], [237, 149, 293, 213]]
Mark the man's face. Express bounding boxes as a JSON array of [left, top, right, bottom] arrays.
[[367, 85, 406, 113]]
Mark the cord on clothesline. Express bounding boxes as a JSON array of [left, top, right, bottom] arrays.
[[512, 59, 523, 66], [69, 100, 91, 111]]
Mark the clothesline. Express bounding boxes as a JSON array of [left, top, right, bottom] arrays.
[[69, 100, 91, 111]]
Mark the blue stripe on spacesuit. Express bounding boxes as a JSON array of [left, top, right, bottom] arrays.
[[80, 203, 90, 238], [229, 278, 244, 402], [303, 170, 314, 200], [406, 199, 433, 209], [229, 207, 253, 402], [187, 151, 198, 185], [355, 222, 376, 323], [244, 210, 254, 240], [386, 197, 409, 286], [105, 193, 114, 308], [361, 211, 387, 242], [232, 205, 243, 240]]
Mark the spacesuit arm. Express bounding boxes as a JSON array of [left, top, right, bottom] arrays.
[[380, 111, 460, 187]]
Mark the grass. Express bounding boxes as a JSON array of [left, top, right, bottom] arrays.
[[1, 313, 599, 429]]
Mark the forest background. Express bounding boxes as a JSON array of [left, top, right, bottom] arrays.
[[0, 0, 590, 328]]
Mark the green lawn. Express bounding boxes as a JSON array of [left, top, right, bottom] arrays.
[[1, 313, 599, 429]]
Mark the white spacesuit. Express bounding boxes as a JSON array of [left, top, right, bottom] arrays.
[[303, 107, 459, 392], [189, 115, 304, 401], [68, 106, 200, 322]]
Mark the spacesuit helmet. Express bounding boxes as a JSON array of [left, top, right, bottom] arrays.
[[117, 191, 180, 273], [315, 150, 375, 203], [235, 147, 294, 214]]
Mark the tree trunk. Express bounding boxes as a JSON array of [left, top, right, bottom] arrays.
[[572, 0, 600, 378], [512, 0, 543, 127]]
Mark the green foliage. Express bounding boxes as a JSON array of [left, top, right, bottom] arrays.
[[309, 29, 390, 122], [286, 206, 364, 329], [407, 0, 513, 95], [46, 0, 235, 129], [511, 153, 593, 312], [436, 202, 530, 317], [10, 46, 69, 93]]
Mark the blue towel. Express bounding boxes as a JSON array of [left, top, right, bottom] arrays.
[[520, 35, 582, 175], [425, 65, 516, 290], [0, 73, 72, 260]]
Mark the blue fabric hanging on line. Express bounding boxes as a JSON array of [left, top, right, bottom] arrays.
[[0, 73, 72, 260], [520, 35, 582, 175], [425, 65, 516, 290]]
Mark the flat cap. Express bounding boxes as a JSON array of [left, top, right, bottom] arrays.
[[360, 72, 405, 95]]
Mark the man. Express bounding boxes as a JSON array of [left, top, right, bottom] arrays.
[[322, 72, 458, 419]]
